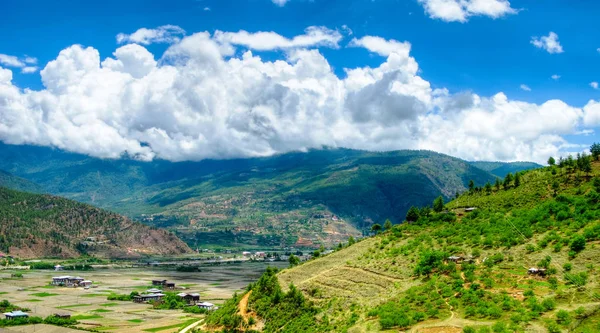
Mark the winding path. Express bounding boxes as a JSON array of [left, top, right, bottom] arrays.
[[179, 319, 204, 333]]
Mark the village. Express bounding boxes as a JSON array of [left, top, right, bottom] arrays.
[[0, 260, 287, 332]]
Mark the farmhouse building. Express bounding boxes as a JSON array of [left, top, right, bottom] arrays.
[[177, 292, 201, 304], [51, 276, 85, 287], [198, 301, 215, 310], [527, 268, 547, 276], [4, 311, 29, 320], [152, 279, 167, 286], [133, 293, 165, 303], [54, 265, 64, 271]]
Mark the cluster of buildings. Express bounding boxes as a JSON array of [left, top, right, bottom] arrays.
[[132, 279, 216, 310], [51, 276, 92, 288]]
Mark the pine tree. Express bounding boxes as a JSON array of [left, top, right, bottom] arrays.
[[514, 172, 521, 187], [504, 173, 513, 190], [468, 180, 475, 193], [591, 143, 600, 161], [484, 182, 492, 194], [548, 156, 556, 166], [406, 206, 420, 222], [494, 177, 501, 191], [433, 196, 444, 212], [384, 219, 393, 231]]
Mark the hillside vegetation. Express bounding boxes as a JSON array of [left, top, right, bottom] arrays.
[[0, 170, 42, 193], [0, 187, 191, 259], [200, 151, 600, 333], [0, 143, 537, 249]]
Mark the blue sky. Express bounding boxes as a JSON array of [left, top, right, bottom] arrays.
[[0, 0, 599, 163]]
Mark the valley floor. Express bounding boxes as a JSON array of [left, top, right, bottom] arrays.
[[0, 262, 286, 333]]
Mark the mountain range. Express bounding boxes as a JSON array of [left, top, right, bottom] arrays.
[[0, 143, 540, 249]]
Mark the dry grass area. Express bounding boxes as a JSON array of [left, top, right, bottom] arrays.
[[0, 262, 285, 332]]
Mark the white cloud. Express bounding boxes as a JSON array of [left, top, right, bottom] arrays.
[[520, 84, 531, 91], [418, 0, 516, 22], [203, 7, 210, 11], [0, 28, 595, 164], [272, 0, 290, 6], [0, 66, 12, 83], [21, 66, 38, 74], [0, 54, 25, 67], [591, 82, 599, 89], [597, 48, 600, 53], [116, 25, 186, 45], [349, 36, 411, 58], [531, 32, 564, 54], [583, 100, 600, 127], [0, 54, 39, 74], [551, 74, 560, 80], [213, 26, 342, 51]]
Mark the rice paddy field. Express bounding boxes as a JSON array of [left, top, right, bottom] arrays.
[[0, 262, 286, 332]]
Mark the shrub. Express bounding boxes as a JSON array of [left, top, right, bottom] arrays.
[[570, 235, 586, 253], [556, 310, 571, 325], [541, 298, 556, 311]]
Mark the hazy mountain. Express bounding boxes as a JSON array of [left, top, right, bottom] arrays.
[[469, 161, 542, 178]]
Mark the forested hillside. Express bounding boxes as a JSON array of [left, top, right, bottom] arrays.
[[0, 143, 539, 249], [200, 149, 600, 333], [0, 170, 42, 193], [0, 187, 191, 259]]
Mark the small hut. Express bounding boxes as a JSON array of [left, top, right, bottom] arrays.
[[4, 311, 29, 320]]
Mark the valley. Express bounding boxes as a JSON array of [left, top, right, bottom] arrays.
[[0, 261, 286, 332]]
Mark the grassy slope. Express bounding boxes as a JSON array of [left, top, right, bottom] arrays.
[[0, 187, 191, 259], [0, 143, 510, 248], [206, 160, 600, 332]]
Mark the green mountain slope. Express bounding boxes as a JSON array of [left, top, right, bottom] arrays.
[[0, 143, 498, 248], [202, 157, 600, 333], [0, 170, 42, 193], [470, 161, 542, 178], [0, 187, 191, 259]]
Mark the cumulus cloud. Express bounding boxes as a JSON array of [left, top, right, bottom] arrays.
[[531, 32, 564, 54], [213, 26, 342, 51], [0, 27, 595, 164], [418, 0, 516, 22], [551, 74, 560, 80], [520, 84, 531, 91], [116, 25, 185, 45], [591, 82, 599, 90], [583, 101, 600, 127]]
